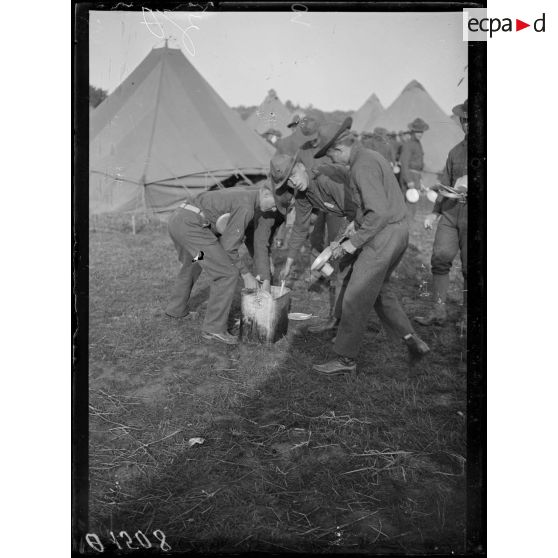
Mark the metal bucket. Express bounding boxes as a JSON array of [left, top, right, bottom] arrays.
[[240, 286, 291, 344]]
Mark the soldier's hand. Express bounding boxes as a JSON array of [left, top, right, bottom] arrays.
[[261, 279, 271, 293], [340, 239, 357, 255], [424, 213, 439, 230], [242, 273, 258, 290], [343, 221, 356, 238], [279, 258, 294, 281], [329, 241, 344, 260]]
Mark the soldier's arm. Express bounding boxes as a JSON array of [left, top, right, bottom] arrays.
[[219, 207, 253, 275], [399, 143, 411, 185], [316, 173, 357, 222], [286, 194, 313, 260], [433, 151, 453, 214], [252, 212, 281, 281], [349, 164, 391, 249]]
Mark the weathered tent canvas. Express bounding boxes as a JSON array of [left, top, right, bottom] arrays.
[[90, 45, 274, 214], [351, 93, 384, 133], [246, 89, 293, 138], [365, 80, 464, 176]]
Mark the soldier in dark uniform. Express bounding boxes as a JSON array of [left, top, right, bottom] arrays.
[[415, 100, 468, 328], [277, 146, 355, 284], [283, 118, 430, 375], [165, 159, 292, 344], [399, 118, 429, 196], [274, 110, 345, 275]]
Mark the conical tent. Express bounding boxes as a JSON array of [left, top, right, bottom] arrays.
[[246, 89, 293, 138], [351, 93, 384, 133], [90, 45, 274, 214], [365, 80, 463, 175]]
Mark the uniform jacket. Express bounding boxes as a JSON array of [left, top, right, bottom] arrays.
[[399, 137, 424, 186], [287, 165, 357, 259], [347, 144, 407, 250], [194, 189, 259, 275]]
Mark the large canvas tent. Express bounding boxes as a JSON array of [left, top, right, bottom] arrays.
[[90, 45, 274, 214], [365, 80, 464, 178], [351, 93, 384, 133], [246, 89, 293, 138]]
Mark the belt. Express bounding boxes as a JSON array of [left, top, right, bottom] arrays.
[[180, 203, 207, 219]]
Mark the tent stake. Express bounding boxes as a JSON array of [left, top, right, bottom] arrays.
[[131, 214, 136, 235]]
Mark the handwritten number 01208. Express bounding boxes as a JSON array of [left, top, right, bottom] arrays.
[[85, 530, 171, 552]]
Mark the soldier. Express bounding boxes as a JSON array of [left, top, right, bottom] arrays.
[[164, 164, 290, 345], [266, 112, 309, 250], [415, 100, 468, 328], [399, 118, 429, 197], [274, 110, 346, 278], [302, 118, 430, 376], [277, 140, 356, 287]]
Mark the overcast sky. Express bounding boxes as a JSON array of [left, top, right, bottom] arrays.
[[90, 10, 468, 113]]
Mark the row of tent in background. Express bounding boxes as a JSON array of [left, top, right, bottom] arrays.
[[243, 81, 463, 175], [89, 45, 463, 215]]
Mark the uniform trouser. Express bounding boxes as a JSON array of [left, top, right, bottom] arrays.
[[399, 170, 421, 220], [165, 209, 239, 333], [333, 220, 414, 359], [310, 211, 344, 254], [431, 203, 467, 301]]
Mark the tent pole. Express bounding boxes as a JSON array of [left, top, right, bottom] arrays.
[[192, 154, 226, 189], [235, 168, 254, 186], [131, 214, 136, 235]]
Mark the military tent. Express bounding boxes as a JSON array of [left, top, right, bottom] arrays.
[[351, 93, 384, 133], [246, 89, 293, 138], [90, 45, 274, 214], [364, 80, 463, 177]]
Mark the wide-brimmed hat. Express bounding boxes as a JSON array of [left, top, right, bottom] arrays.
[[452, 99, 468, 119], [269, 152, 298, 214], [408, 117, 429, 132], [287, 114, 301, 129], [313, 117, 353, 158]]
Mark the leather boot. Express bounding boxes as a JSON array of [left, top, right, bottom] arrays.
[[415, 274, 449, 326], [312, 356, 357, 376]]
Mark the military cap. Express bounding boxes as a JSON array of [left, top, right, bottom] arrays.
[[452, 99, 468, 119], [408, 117, 430, 132], [313, 117, 353, 158]]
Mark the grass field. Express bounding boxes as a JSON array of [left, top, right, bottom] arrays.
[[88, 199, 467, 554]]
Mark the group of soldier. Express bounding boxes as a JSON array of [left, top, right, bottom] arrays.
[[164, 99, 469, 376]]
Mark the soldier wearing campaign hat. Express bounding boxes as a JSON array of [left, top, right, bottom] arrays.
[[274, 109, 347, 282], [291, 117, 430, 376], [415, 100, 468, 329]]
